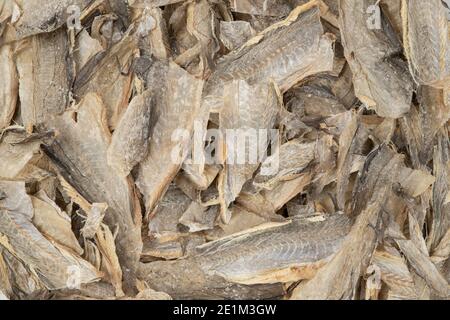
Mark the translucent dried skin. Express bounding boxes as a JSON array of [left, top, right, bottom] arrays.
[[16, 29, 70, 128], [339, 0, 413, 118], [136, 62, 204, 214], [0, 181, 101, 290], [42, 93, 142, 292], [403, 0, 450, 88]]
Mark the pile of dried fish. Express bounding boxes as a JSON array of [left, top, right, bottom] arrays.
[[0, 0, 449, 300]]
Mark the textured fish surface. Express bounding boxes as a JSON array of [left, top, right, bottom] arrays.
[[138, 214, 352, 299]]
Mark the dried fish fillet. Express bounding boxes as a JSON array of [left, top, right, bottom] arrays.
[[339, 0, 413, 118], [16, 29, 71, 128], [136, 62, 204, 214], [218, 80, 279, 222], [403, 0, 450, 88], [0, 181, 100, 290], [139, 214, 352, 299], [0, 44, 17, 130], [107, 90, 153, 177], [42, 93, 142, 292], [203, 4, 335, 112], [12, 0, 91, 39], [291, 146, 403, 299]]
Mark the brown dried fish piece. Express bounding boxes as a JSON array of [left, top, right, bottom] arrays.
[[401, 87, 450, 166], [147, 184, 191, 240], [397, 167, 435, 198], [373, 248, 418, 300], [31, 190, 83, 255], [429, 131, 450, 250], [177, 164, 220, 193], [204, 206, 273, 241], [179, 203, 219, 233], [184, 0, 219, 77], [253, 139, 316, 191], [291, 146, 403, 299], [139, 258, 285, 299], [42, 93, 142, 292], [0, 247, 48, 299], [380, 0, 403, 41], [74, 29, 103, 72], [338, 0, 413, 118], [107, 90, 153, 177], [131, 6, 171, 59], [0, 127, 53, 181], [16, 28, 71, 129], [73, 30, 138, 128], [203, 3, 335, 112], [138, 214, 351, 299], [12, 0, 91, 39], [0, 181, 101, 290], [229, 0, 292, 16], [286, 80, 347, 122], [219, 21, 255, 51], [217, 80, 279, 222], [403, 0, 450, 88], [0, 44, 17, 130], [136, 61, 204, 215], [387, 221, 449, 297]]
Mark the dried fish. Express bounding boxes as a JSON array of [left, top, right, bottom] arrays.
[[139, 214, 352, 299], [136, 62, 204, 214], [16, 29, 71, 129], [403, 0, 450, 88], [339, 0, 413, 118], [1, 0, 448, 301], [42, 93, 142, 292], [0, 181, 101, 290]]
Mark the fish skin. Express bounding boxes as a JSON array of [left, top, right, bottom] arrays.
[[13, 0, 91, 39], [339, 0, 413, 118], [0, 44, 17, 130], [16, 29, 71, 128], [218, 80, 280, 222], [0, 181, 101, 290], [403, 0, 450, 88], [107, 90, 153, 178], [73, 32, 137, 129], [42, 93, 142, 293], [291, 146, 403, 299], [138, 214, 352, 299], [203, 5, 335, 112], [136, 61, 204, 215]]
